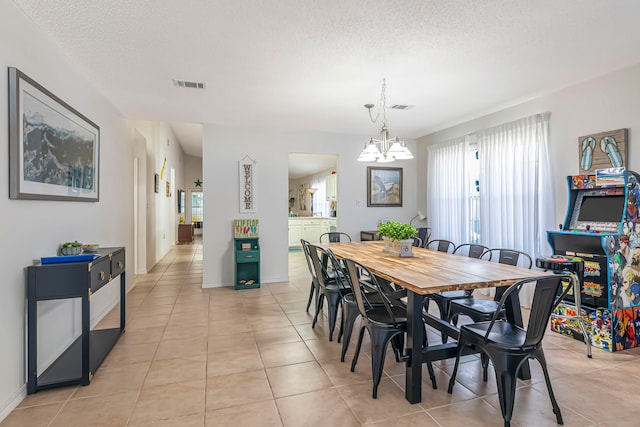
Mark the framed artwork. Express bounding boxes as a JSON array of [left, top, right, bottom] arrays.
[[578, 128, 627, 174], [177, 189, 185, 213], [367, 166, 403, 207], [165, 180, 170, 197], [9, 67, 100, 201], [154, 173, 159, 193]]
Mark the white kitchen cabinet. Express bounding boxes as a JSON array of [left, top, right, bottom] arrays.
[[326, 173, 337, 201], [288, 221, 302, 247], [302, 219, 321, 243]]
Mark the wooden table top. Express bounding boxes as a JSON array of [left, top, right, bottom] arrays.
[[328, 241, 545, 295]]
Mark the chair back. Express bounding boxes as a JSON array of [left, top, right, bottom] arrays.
[[481, 248, 532, 268], [301, 239, 316, 279], [416, 227, 431, 245], [306, 242, 333, 289], [453, 243, 489, 259], [424, 239, 455, 253], [344, 258, 401, 327], [484, 275, 570, 347], [412, 237, 423, 247], [319, 232, 352, 243]]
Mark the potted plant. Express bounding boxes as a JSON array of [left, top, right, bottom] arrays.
[[377, 221, 417, 257]]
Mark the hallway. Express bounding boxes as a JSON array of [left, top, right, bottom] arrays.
[[4, 240, 640, 426]]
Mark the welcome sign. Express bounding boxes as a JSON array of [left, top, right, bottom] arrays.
[[239, 156, 256, 213]]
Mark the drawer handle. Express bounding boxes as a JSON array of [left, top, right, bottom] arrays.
[[99, 271, 105, 280], [117, 261, 123, 268], [243, 255, 254, 259]]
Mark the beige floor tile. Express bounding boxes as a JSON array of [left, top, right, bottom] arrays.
[[266, 361, 333, 398], [162, 322, 208, 341], [207, 331, 257, 353], [336, 378, 423, 424], [276, 388, 360, 427], [144, 357, 206, 387], [154, 337, 208, 361], [168, 310, 209, 326], [17, 386, 76, 408], [426, 397, 504, 427], [365, 411, 440, 426], [101, 342, 158, 368], [207, 348, 264, 376], [1, 402, 64, 427], [117, 326, 165, 346], [304, 338, 344, 361], [50, 390, 139, 427], [205, 400, 282, 427], [130, 379, 205, 424], [72, 361, 149, 398], [483, 386, 593, 427], [208, 318, 252, 335], [259, 341, 315, 367], [253, 326, 302, 347], [128, 412, 204, 427], [127, 313, 171, 330], [205, 370, 273, 411]]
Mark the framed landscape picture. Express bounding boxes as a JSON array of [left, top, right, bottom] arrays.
[[9, 67, 100, 201], [367, 166, 403, 207]]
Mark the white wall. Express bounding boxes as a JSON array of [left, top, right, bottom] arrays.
[[202, 126, 418, 287], [418, 62, 640, 239], [0, 2, 134, 418], [133, 121, 185, 269]]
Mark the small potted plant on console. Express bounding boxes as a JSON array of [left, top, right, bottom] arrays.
[[377, 221, 417, 257]]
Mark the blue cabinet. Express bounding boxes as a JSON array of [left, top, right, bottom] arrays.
[[234, 238, 260, 289]]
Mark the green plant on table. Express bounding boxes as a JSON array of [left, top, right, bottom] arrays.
[[61, 240, 82, 248], [377, 221, 417, 241]]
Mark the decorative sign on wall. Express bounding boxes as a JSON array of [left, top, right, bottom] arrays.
[[234, 219, 259, 238], [239, 155, 256, 213], [578, 128, 627, 174]]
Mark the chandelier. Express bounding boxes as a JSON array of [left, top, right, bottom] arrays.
[[357, 78, 413, 163]]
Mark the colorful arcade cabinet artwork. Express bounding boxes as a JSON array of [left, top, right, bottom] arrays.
[[547, 168, 640, 352]]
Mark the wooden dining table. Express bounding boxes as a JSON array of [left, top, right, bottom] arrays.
[[327, 241, 546, 404]]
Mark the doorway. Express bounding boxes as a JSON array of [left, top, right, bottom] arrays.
[[190, 189, 203, 236]]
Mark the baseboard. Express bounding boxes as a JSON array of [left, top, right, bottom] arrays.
[[0, 384, 26, 423]]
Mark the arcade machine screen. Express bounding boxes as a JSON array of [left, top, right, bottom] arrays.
[[577, 195, 625, 223]]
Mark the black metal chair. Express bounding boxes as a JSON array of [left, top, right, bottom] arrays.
[[412, 237, 423, 247], [343, 258, 436, 398], [423, 239, 456, 253], [307, 242, 350, 341], [416, 227, 431, 245], [301, 239, 319, 313], [319, 232, 352, 243], [448, 249, 533, 327], [425, 243, 489, 343], [336, 253, 407, 363], [448, 274, 571, 427], [447, 248, 533, 379]]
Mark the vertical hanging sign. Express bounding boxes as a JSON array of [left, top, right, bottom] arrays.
[[239, 156, 256, 213]]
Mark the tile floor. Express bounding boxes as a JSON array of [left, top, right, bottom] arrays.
[[4, 239, 640, 426]]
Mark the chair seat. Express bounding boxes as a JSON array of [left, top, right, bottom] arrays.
[[437, 290, 470, 299], [367, 306, 407, 325], [463, 321, 527, 348], [451, 298, 501, 315]]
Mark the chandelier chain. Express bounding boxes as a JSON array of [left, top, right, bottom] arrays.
[[367, 78, 388, 125]]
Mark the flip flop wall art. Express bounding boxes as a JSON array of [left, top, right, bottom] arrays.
[[579, 128, 628, 174]]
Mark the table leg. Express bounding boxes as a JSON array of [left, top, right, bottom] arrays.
[[504, 290, 531, 380], [405, 290, 424, 403]]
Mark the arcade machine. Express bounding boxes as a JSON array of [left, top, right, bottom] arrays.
[[547, 168, 640, 352]]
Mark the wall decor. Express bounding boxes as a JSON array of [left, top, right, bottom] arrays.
[[578, 128, 627, 174], [298, 183, 307, 211], [239, 155, 256, 213], [165, 181, 170, 197], [177, 189, 185, 213], [154, 173, 159, 193], [367, 166, 403, 207], [194, 179, 202, 187], [8, 67, 100, 201]]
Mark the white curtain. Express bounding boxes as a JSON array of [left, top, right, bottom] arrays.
[[477, 112, 555, 306], [426, 136, 471, 244]]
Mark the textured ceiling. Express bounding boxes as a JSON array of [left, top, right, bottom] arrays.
[[11, 0, 640, 158]]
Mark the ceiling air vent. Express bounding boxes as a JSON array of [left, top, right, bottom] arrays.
[[173, 79, 206, 89], [390, 104, 414, 110]]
